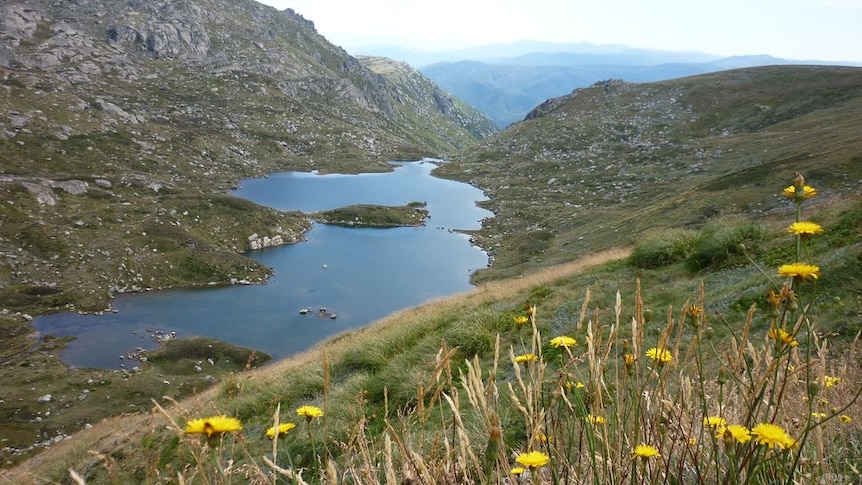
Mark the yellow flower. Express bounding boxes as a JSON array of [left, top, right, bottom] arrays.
[[645, 347, 672, 364], [184, 415, 242, 438], [687, 305, 704, 318], [586, 414, 606, 425], [787, 221, 823, 236], [549, 335, 577, 348], [265, 422, 296, 439], [703, 416, 727, 429], [824, 375, 841, 388], [767, 327, 799, 347], [514, 353, 537, 363], [296, 405, 324, 420], [631, 444, 661, 460], [718, 424, 752, 444], [515, 450, 550, 469], [811, 413, 827, 420], [777, 262, 820, 281], [751, 423, 794, 450], [783, 185, 817, 199], [839, 415, 852, 424], [510, 467, 526, 476], [513, 315, 529, 326]]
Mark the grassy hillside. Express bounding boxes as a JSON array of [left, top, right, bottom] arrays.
[[0, 0, 494, 465], [436, 66, 862, 284], [0, 0, 495, 316], [6, 184, 861, 482], [3, 55, 861, 483]]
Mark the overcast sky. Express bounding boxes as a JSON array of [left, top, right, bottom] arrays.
[[255, 0, 862, 63]]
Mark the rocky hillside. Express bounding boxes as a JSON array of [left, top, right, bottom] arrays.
[[0, 0, 495, 315], [358, 56, 496, 140], [435, 66, 862, 282]]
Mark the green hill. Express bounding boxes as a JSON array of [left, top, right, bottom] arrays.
[[436, 66, 862, 283], [1, 0, 861, 479]]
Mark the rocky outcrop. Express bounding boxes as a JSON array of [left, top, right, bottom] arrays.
[[0, 0, 492, 321], [106, 2, 211, 59], [17, 178, 89, 205], [0, 4, 43, 45], [247, 232, 287, 250]]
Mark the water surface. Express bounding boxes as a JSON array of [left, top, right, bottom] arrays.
[[34, 161, 491, 368]]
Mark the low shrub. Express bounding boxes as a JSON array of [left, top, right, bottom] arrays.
[[687, 216, 766, 271], [630, 228, 698, 268]]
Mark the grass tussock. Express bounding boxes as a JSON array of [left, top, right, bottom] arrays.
[[7, 176, 862, 484]]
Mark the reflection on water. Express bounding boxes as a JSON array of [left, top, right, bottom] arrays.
[[34, 161, 492, 368]]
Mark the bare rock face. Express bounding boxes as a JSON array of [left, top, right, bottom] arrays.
[[0, 4, 43, 45], [19, 178, 89, 205], [22, 182, 59, 206], [106, 2, 211, 58]]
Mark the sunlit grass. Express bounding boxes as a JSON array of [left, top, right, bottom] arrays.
[[9, 176, 862, 484]]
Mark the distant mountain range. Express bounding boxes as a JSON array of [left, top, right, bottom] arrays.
[[358, 41, 862, 128]]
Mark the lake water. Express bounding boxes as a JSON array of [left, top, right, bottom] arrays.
[[33, 161, 492, 369]]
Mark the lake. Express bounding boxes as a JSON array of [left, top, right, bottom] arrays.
[[33, 160, 492, 369]]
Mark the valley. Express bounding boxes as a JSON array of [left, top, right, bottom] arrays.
[[1, 0, 861, 481]]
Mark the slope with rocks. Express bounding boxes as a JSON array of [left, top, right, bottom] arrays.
[[0, 0, 493, 316], [0, 0, 494, 462], [435, 66, 862, 282]]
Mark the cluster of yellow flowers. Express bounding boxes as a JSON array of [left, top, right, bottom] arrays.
[[703, 416, 805, 449], [183, 405, 324, 440], [778, 174, 822, 283]]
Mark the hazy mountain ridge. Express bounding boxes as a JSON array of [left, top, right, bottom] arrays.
[[0, 0, 494, 315], [434, 65, 862, 281], [358, 40, 724, 68], [357, 55, 496, 140], [394, 39, 862, 128]]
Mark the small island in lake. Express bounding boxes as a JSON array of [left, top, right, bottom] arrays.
[[312, 202, 429, 227]]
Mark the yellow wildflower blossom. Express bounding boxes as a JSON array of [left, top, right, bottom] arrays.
[[768, 327, 799, 347], [514, 353, 537, 363], [549, 335, 577, 348], [687, 305, 704, 318], [296, 405, 324, 420], [783, 185, 817, 199], [824, 375, 841, 388], [631, 444, 661, 460], [787, 221, 823, 236], [777, 262, 820, 281], [717, 424, 752, 444], [586, 414, 606, 425], [184, 415, 242, 438], [703, 416, 727, 429], [515, 450, 550, 469], [265, 422, 296, 439], [645, 347, 672, 364], [751, 423, 794, 450]]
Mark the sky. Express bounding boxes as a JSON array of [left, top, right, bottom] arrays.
[[255, 0, 862, 63]]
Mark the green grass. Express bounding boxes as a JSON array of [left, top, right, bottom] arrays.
[[312, 203, 428, 227], [7, 186, 860, 483], [3, 62, 862, 481]]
